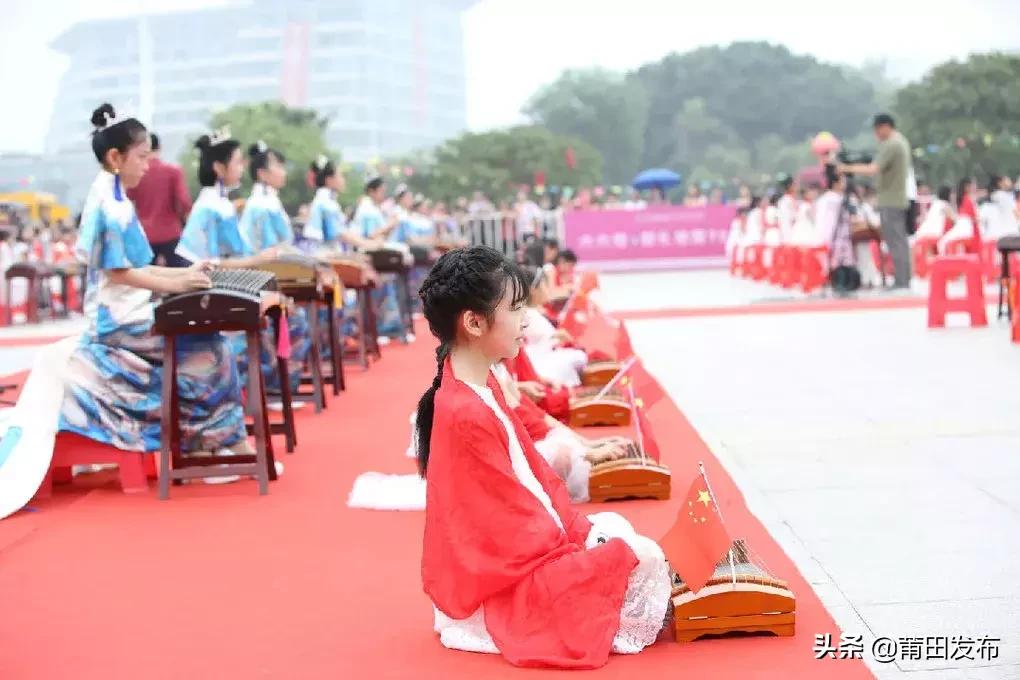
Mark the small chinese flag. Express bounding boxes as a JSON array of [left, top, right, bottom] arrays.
[[616, 322, 634, 360], [659, 473, 732, 593], [633, 398, 661, 462], [578, 270, 600, 294], [560, 297, 588, 339], [577, 304, 619, 360], [565, 146, 577, 169], [630, 360, 666, 411]]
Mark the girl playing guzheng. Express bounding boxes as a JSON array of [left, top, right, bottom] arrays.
[[176, 134, 307, 395], [59, 104, 249, 459], [352, 176, 407, 341], [520, 266, 589, 387], [416, 246, 672, 668]]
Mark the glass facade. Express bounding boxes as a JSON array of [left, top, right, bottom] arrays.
[[46, 0, 474, 207]]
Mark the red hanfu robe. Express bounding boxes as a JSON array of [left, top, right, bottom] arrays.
[[422, 360, 639, 668]]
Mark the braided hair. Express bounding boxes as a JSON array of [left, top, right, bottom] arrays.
[[414, 246, 529, 477]]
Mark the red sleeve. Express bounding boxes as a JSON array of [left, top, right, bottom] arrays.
[[514, 397, 552, 441], [172, 166, 193, 220], [423, 400, 636, 669]]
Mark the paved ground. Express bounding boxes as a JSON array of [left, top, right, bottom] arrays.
[[603, 270, 1020, 680]]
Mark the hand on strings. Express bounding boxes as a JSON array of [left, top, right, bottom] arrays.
[[517, 381, 547, 401], [172, 270, 212, 293], [188, 259, 217, 274]]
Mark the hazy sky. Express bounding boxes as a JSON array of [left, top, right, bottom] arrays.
[[2, 0, 1019, 154]]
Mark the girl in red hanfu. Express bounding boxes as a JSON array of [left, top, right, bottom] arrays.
[[416, 246, 673, 668]]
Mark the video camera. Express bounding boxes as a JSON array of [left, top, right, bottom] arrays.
[[836, 149, 873, 170]]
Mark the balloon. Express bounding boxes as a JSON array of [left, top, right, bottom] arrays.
[[811, 131, 841, 159], [593, 186, 605, 197], [926, 144, 940, 154], [955, 137, 967, 149], [983, 133, 993, 147]]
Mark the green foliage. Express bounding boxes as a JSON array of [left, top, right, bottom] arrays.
[[631, 42, 877, 174], [523, 68, 648, 185], [895, 52, 1020, 186], [179, 101, 335, 212], [396, 126, 602, 203]]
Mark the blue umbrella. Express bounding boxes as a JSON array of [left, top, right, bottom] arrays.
[[632, 168, 681, 191]]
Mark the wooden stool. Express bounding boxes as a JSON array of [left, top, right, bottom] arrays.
[[5, 263, 53, 325], [927, 255, 987, 328], [33, 432, 158, 499]]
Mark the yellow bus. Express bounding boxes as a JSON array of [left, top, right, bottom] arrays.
[[0, 191, 71, 224]]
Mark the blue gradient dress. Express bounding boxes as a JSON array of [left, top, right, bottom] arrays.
[[178, 185, 310, 392], [303, 187, 359, 345], [352, 196, 404, 337], [58, 171, 246, 453]]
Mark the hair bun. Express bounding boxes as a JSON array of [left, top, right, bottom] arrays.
[[194, 135, 212, 151], [248, 140, 268, 157], [90, 103, 115, 129]]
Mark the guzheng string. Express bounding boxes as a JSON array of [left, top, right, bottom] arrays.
[[627, 384, 648, 465], [593, 355, 638, 401]]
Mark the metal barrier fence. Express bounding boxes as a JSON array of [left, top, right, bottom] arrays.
[[459, 210, 564, 260]]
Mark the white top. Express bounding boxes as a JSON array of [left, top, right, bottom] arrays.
[[464, 379, 563, 532]]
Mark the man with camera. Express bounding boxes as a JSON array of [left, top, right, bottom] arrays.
[[840, 113, 913, 290]]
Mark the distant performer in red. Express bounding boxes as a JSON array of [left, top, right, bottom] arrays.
[[126, 132, 192, 267]]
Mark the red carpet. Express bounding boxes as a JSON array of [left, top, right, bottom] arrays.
[[0, 333, 873, 679]]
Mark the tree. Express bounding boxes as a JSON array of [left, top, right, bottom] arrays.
[[630, 42, 877, 169], [523, 68, 648, 185], [180, 101, 335, 212], [402, 126, 603, 203], [895, 53, 1020, 186]]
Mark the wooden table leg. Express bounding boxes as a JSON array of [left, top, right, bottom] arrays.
[[306, 302, 325, 413], [158, 335, 177, 500], [247, 329, 271, 493]]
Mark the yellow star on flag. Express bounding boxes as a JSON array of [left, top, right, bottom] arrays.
[[697, 490, 712, 507]]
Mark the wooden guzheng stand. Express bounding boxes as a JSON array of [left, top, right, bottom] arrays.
[[153, 268, 279, 498], [568, 386, 631, 427], [671, 539, 796, 642], [320, 251, 382, 367], [256, 254, 335, 413], [580, 360, 622, 387], [588, 442, 670, 502]]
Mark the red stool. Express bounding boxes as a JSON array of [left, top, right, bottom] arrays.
[[800, 246, 828, 293], [780, 247, 802, 289], [729, 247, 741, 276], [768, 246, 786, 285], [1010, 274, 1020, 343], [927, 255, 987, 328], [33, 432, 157, 499], [745, 245, 766, 280], [982, 241, 1001, 284], [912, 237, 939, 279]]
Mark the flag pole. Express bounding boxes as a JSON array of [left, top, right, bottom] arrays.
[[698, 460, 736, 585], [628, 384, 647, 465], [594, 355, 637, 401]]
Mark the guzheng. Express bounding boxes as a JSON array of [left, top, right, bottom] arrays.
[[568, 386, 631, 428], [671, 539, 796, 643], [366, 247, 411, 273], [580, 360, 622, 387], [256, 253, 332, 301], [588, 441, 670, 503], [319, 252, 375, 289], [153, 268, 277, 335]]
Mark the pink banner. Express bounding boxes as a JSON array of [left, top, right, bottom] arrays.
[[564, 205, 736, 270]]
